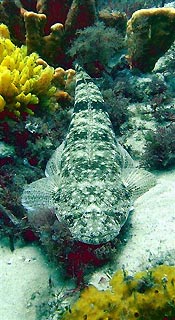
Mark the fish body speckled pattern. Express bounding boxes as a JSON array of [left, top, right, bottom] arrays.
[[22, 65, 156, 244]]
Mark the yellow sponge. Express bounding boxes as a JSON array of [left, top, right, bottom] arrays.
[[62, 264, 175, 319], [0, 23, 56, 117]]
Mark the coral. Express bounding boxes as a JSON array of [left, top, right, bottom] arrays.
[[127, 8, 175, 72], [23, 11, 65, 67], [33, 0, 97, 37], [62, 265, 175, 319], [30, 0, 71, 32], [0, 0, 25, 45], [64, 0, 97, 40], [68, 22, 125, 76], [0, 0, 97, 67], [142, 124, 175, 169], [53, 67, 76, 106], [0, 23, 57, 117], [22, 0, 97, 67]]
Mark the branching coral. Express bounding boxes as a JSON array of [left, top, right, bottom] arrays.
[[0, 23, 57, 117], [62, 265, 175, 320], [0, 0, 97, 67], [23, 0, 96, 67], [0, 0, 127, 71]]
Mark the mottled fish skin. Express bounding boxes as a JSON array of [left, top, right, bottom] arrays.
[[53, 66, 131, 243], [22, 65, 155, 244]]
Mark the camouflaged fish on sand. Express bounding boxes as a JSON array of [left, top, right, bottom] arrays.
[[22, 65, 156, 245]]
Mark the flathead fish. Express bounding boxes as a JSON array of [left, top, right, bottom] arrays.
[[22, 65, 156, 244]]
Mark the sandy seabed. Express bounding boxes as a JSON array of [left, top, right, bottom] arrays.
[[0, 168, 175, 320]]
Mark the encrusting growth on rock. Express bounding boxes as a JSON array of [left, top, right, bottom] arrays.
[[62, 265, 175, 319], [127, 7, 175, 72]]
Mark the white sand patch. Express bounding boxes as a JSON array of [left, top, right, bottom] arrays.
[[116, 168, 175, 272], [0, 242, 67, 320], [90, 168, 175, 288]]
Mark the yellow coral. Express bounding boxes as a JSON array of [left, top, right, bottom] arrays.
[[0, 24, 10, 39], [0, 23, 57, 117], [62, 265, 175, 319]]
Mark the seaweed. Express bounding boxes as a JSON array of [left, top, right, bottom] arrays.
[[142, 124, 175, 169]]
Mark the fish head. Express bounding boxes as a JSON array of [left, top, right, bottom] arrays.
[[65, 206, 123, 245]]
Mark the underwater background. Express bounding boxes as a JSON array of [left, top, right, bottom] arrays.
[[0, 0, 175, 319]]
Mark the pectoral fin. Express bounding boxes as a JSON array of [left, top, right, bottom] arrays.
[[45, 141, 65, 177], [121, 168, 156, 199], [22, 175, 60, 211], [116, 142, 135, 169]]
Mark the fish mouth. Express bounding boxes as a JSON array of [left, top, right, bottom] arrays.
[[69, 213, 121, 245], [74, 231, 119, 245]]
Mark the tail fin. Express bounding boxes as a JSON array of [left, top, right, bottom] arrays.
[[74, 64, 104, 111]]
